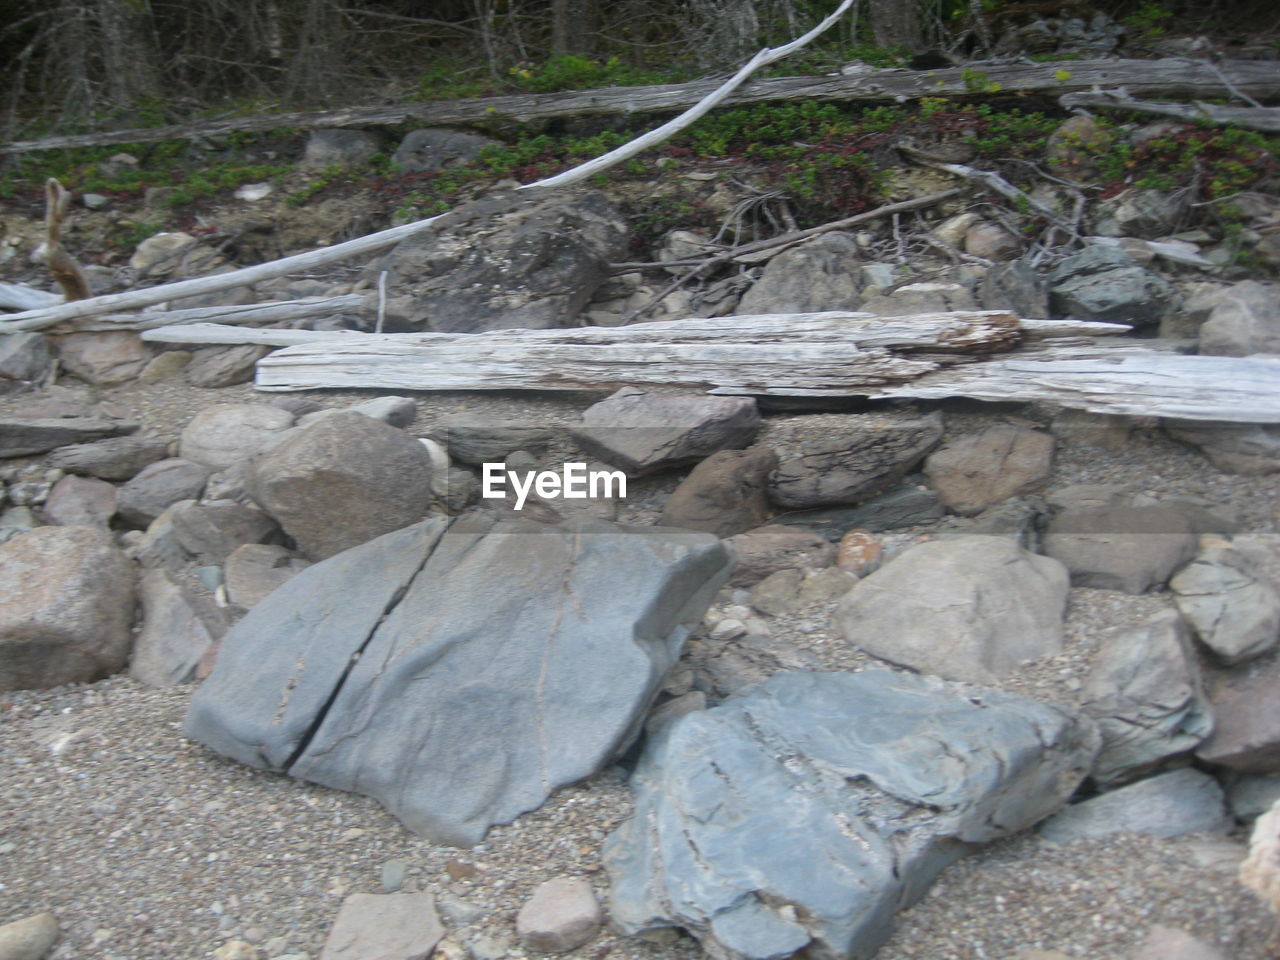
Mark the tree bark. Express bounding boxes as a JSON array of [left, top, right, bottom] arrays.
[[5, 57, 1276, 156]]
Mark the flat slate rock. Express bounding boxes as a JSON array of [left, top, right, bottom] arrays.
[[0, 416, 139, 458], [186, 515, 732, 846], [1038, 768, 1230, 842], [605, 670, 1098, 960]]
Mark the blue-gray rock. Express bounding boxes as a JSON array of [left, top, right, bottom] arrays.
[[186, 515, 732, 846], [1048, 245, 1175, 327], [0, 332, 53, 382], [1038, 768, 1230, 842], [391, 128, 499, 173], [46, 434, 170, 480], [605, 670, 1099, 960], [834, 535, 1069, 683], [0, 416, 139, 459], [1171, 542, 1280, 664], [116, 458, 212, 528], [770, 480, 944, 538], [1082, 610, 1213, 787], [1164, 420, 1280, 476], [979, 258, 1049, 318], [737, 233, 863, 314]]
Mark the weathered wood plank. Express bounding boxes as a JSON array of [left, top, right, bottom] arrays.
[[79, 295, 365, 332], [4, 58, 1277, 156]]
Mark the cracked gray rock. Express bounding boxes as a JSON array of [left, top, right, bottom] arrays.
[[605, 669, 1099, 960]]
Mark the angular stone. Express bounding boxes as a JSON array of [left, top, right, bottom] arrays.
[[1171, 543, 1280, 664], [1038, 768, 1230, 842], [0, 526, 135, 692], [347, 396, 417, 428], [0, 416, 138, 459], [1043, 492, 1203, 594], [836, 528, 881, 576], [391, 128, 499, 173], [304, 128, 383, 168], [370, 189, 628, 333], [1196, 280, 1280, 357], [223, 543, 312, 609], [1130, 925, 1229, 960], [42, 474, 117, 528], [924, 425, 1054, 516], [573, 388, 760, 476], [858, 281, 978, 316], [319, 891, 444, 960], [516, 878, 603, 954], [130, 231, 198, 276], [138, 349, 192, 383], [658, 448, 777, 537], [749, 568, 805, 617], [183, 344, 272, 387], [170, 500, 280, 565], [935, 495, 1047, 550], [245, 411, 434, 560], [185, 516, 732, 845], [771, 481, 944, 538], [1165, 420, 1280, 476], [767, 411, 944, 509], [116, 458, 212, 528], [0, 911, 59, 960], [1095, 187, 1182, 239], [1197, 657, 1280, 772], [54, 331, 149, 385], [964, 220, 1021, 260], [737, 233, 862, 314], [129, 569, 224, 687], [605, 670, 1099, 960], [725, 524, 836, 587], [835, 535, 1069, 683], [430, 417, 555, 466], [1082, 610, 1213, 786], [1048, 245, 1175, 327], [979, 259, 1049, 318], [179, 404, 295, 470], [46, 434, 169, 480], [0, 332, 53, 382]]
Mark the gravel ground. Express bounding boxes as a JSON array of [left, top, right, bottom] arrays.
[[2, 378, 1279, 960]]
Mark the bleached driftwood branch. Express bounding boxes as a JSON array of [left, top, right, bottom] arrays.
[[141, 323, 365, 346], [0, 0, 856, 334], [1061, 91, 1280, 133], [73, 294, 365, 331], [0, 283, 61, 311]]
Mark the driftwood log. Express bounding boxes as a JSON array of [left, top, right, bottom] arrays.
[[71, 295, 365, 332], [1060, 91, 1280, 133], [4, 58, 1278, 156]]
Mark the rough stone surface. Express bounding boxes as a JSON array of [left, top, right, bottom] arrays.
[[724, 524, 836, 587], [186, 516, 733, 846], [319, 891, 445, 960], [0, 332, 53, 382], [0, 526, 135, 692], [129, 569, 223, 688], [978, 259, 1049, 317], [1094, 187, 1183, 240], [179, 404, 295, 470], [1038, 769, 1230, 842], [430, 417, 556, 465], [170, 500, 280, 565], [572, 388, 760, 476], [767, 412, 944, 509], [46, 434, 169, 480], [658, 448, 777, 537], [737, 233, 863, 314], [1043, 491, 1204, 594], [223, 543, 312, 609], [1048, 245, 1175, 327], [771, 481, 944, 538], [0, 416, 138, 458], [1165, 420, 1280, 476], [391, 128, 499, 173], [1082, 610, 1213, 786], [245, 411, 434, 560], [1197, 657, 1280, 773], [41, 474, 117, 528], [964, 220, 1021, 260], [1197, 280, 1280, 357], [54, 331, 150, 385], [116, 458, 212, 528], [605, 670, 1099, 960], [516, 878, 604, 954], [836, 535, 1068, 683], [0, 912, 60, 960], [749, 568, 805, 617], [1130, 925, 1230, 960], [1171, 542, 1280, 664], [183, 345, 272, 387], [346, 396, 417, 428], [924, 425, 1055, 515], [370, 189, 628, 332], [1227, 773, 1280, 821], [858, 281, 978, 316], [304, 128, 383, 168], [130, 231, 198, 276]]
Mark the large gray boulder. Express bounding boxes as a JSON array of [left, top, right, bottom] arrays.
[[245, 411, 434, 560], [1164, 420, 1280, 476], [1197, 280, 1280, 357], [185, 515, 733, 846], [179, 403, 295, 470], [737, 233, 863, 314], [605, 669, 1099, 960], [1038, 768, 1230, 842], [834, 535, 1069, 683], [572, 388, 760, 476], [369, 189, 629, 333], [1170, 541, 1280, 664], [766, 411, 943, 509], [0, 526, 136, 691], [923, 424, 1054, 516], [391, 128, 499, 173], [1048, 245, 1175, 327], [1081, 610, 1213, 786]]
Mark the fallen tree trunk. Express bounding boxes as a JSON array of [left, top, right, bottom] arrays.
[[1060, 91, 1280, 132], [70, 294, 365, 331], [5, 58, 1278, 156], [247, 311, 1278, 424]]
